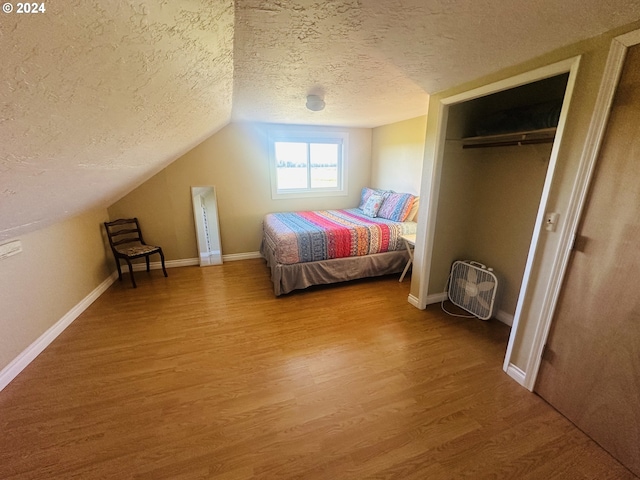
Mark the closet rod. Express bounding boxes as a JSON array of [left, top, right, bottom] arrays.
[[462, 137, 555, 149]]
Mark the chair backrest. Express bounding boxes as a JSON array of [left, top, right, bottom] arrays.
[[104, 218, 147, 250]]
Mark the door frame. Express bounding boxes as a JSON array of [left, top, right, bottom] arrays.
[[412, 56, 582, 389], [516, 30, 640, 389]]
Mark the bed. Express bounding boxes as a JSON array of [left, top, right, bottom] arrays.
[[261, 189, 418, 295]]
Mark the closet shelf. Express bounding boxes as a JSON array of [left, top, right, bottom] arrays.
[[461, 127, 557, 149]]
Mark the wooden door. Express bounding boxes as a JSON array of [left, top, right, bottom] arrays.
[[535, 44, 640, 476]]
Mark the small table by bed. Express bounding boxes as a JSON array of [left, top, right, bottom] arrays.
[[399, 234, 416, 282]]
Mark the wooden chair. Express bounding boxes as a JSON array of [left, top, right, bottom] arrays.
[[104, 218, 168, 288]]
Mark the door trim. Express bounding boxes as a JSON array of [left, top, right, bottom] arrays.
[[519, 29, 640, 389]]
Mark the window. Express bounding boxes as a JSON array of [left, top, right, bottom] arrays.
[[268, 129, 348, 199]]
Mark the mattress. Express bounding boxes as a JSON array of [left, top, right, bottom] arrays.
[[262, 208, 417, 265]]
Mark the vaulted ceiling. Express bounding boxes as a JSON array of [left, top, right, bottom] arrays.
[[2, 0, 639, 241]]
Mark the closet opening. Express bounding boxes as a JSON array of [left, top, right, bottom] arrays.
[[415, 57, 581, 388], [436, 73, 569, 324]]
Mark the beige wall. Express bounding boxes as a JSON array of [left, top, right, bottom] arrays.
[[0, 208, 112, 372], [413, 20, 640, 372], [428, 142, 480, 298], [371, 115, 427, 195], [109, 122, 373, 258], [466, 145, 550, 316]]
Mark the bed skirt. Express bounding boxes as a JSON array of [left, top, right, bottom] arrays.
[[261, 240, 409, 296]]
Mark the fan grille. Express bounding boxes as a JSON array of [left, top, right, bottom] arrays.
[[448, 261, 498, 320]]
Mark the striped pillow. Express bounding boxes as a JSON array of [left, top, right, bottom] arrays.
[[377, 192, 415, 222], [358, 187, 387, 210]]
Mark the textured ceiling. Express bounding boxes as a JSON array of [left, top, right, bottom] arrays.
[[232, 0, 640, 126], [1, 1, 235, 240], [1, 0, 640, 241]]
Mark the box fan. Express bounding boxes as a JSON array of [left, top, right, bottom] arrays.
[[447, 260, 498, 320]]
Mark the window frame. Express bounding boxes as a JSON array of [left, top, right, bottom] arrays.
[[268, 128, 349, 200]]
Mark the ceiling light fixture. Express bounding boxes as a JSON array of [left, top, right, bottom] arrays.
[[306, 94, 325, 111]]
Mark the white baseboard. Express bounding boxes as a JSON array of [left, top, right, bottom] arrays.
[[505, 363, 527, 388], [407, 294, 422, 309], [426, 292, 448, 304], [407, 292, 447, 310], [131, 258, 199, 271], [222, 251, 262, 262], [130, 253, 261, 271], [495, 310, 514, 326], [0, 271, 118, 392], [408, 292, 446, 310]]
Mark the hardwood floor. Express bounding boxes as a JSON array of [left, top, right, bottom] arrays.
[[0, 259, 635, 479]]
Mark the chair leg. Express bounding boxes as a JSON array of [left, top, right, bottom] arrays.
[[124, 259, 137, 288], [145, 256, 150, 272], [159, 249, 168, 277], [115, 259, 123, 281]]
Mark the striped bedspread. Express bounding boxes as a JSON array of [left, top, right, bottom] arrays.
[[262, 208, 416, 265]]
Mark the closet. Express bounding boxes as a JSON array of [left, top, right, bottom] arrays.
[[431, 73, 569, 322]]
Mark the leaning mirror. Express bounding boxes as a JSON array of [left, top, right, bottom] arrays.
[[191, 186, 222, 266]]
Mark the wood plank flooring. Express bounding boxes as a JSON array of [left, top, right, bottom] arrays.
[[0, 259, 636, 479]]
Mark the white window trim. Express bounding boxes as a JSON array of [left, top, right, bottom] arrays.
[[268, 128, 349, 200]]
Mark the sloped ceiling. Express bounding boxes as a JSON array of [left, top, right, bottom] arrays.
[[1, 0, 640, 241], [1, 1, 235, 241]]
